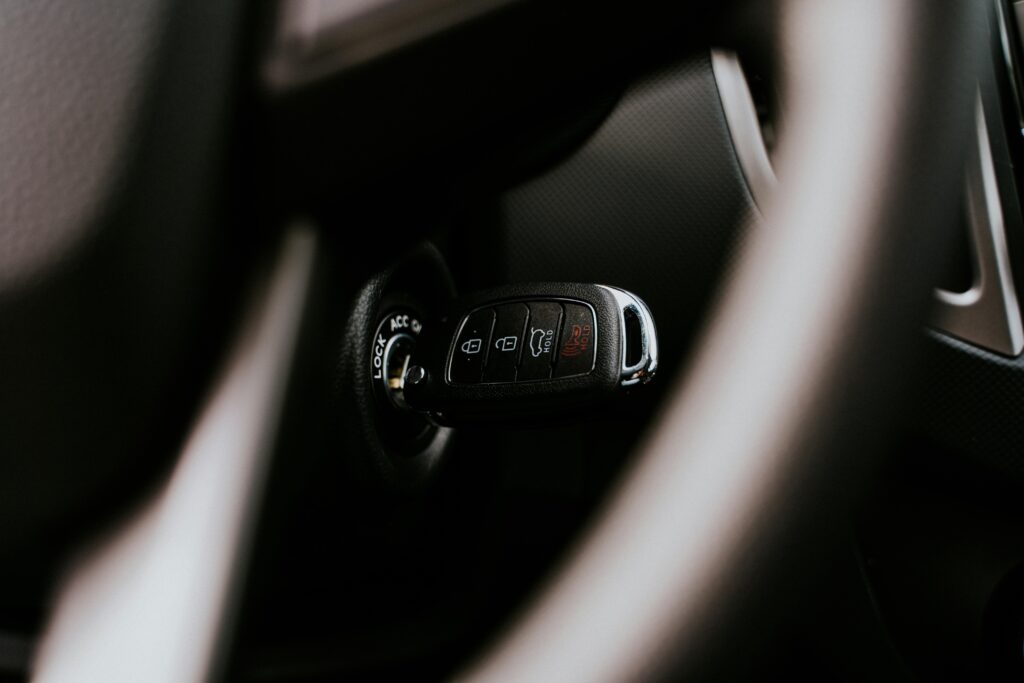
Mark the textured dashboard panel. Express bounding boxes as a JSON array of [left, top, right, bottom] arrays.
[[919, 331, 1024, 478], [499, 53, 760, 369]]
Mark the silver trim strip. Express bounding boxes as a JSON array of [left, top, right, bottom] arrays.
[[933, 95, 1024, 356], [710, 49, 777, 214], [31, 226, 319, 683]]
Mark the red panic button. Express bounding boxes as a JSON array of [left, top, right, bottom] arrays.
[[560, 322, 592, 358], [554, 303, 596, 378]]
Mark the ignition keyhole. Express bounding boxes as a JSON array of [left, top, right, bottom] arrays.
[[382, 333, 416, 409]]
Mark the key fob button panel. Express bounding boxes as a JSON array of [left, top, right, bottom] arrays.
[[408, 283, 656, 424]]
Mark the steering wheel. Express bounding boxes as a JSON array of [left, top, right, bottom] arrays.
[[1, 0, 982, 681]]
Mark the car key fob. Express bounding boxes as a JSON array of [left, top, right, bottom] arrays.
[[402, 283, 657, 424]]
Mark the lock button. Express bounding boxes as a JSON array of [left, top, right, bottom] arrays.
[[449, 308, 494, 384]]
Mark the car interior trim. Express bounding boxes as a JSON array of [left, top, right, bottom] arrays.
[[710, 48, 777, 215], [933, 95, 1024, 356]]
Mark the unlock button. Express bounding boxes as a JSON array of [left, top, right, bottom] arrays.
[[484, 303, 529, 383]]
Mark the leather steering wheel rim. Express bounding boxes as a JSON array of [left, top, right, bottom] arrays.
[[461, 1, 982, 680]]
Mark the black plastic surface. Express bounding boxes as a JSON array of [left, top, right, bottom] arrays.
[[918, 331, 1024, 479]]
